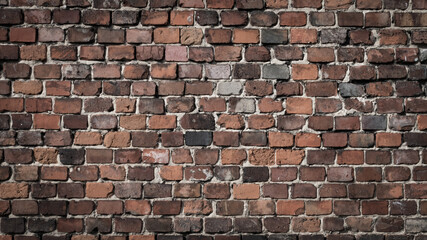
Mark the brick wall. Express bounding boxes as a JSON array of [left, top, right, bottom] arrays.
[[0, 0, 427, 238]]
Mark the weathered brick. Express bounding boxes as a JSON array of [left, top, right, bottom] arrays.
[[280, 12, 306, 26]]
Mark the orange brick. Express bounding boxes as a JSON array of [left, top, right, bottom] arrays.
[[159, 166, 183, 180], [418, 115, 427, 130], [376, 133, 402, 147], [277, 200, 305, 215], [269, 132, 294, 147], [170, 11, 194, 26], [276, 149, 304, 165], [286, 98, 313, 114], [154, 28, 180, 43], [0, 183, 29, 199], [290, 28, 317, 44], [233, 184, 260, 199], [248, 115, 275, 129], [103, 132, 131, 148], [295, 133, 321, 147], [0, 98, 24, 112], [86, 182, 113, 198], [125, 200, 151, 215], [233, 29, 259, 44], [149, 115, 177, 129], [74, 132, 103, 146], [151, 63, 177, 79], [221, 149, 247, 165], [292, 64, 318, 80], [306, 200, 333, 215], [120, 115, 146, 130], [34, 114, 60, 130]]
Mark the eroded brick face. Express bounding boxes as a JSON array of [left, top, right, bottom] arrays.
[[0, 0, 427, 238]]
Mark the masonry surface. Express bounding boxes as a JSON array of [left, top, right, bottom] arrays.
[[0, 0, 427, 239]]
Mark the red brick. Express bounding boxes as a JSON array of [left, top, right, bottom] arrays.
[[308, 47, 335, 63], [150, 0, 176, 8], [245, 46, 270, 62], [41, 166, 68, 181], [0, 9, 23, 24], [280, 12, 306, 26], [151, 63, 177, 79], [213, 131, 239, 147], [34, 114, 60, 130], [300, 167, 326, 181], [207, 0, 234, 8], [97, 200, 123, 215], [323, 133, 348, 148], [204, 183, 230, 199], [268, 132, 293, 148], [377, 183, 403, 199], [53, 9, 80, 24], [248, 115, 275, 129], [290, 29, 317, 44], [286, 97, 312, 114], [82, 10, 110, 25], [93, 64, 121, 79], [338, 12, 363, 27], [20, 45, 47, 61], [221, 11, 248, 26], [308, 116, 333, 130], [10, 28, 36, 42], [125, 200, 151, 215], [80, 46, 104, 60], [108, 46, 135, 60], [206, 29, 231, 44], [159, 166, 183, 181], [189, 47, 214, 62], [251, 11, 278, 27], [275, 150, 303, 166], [0, 45, 19, 60], [292, 64, 318, 80], [98, 29, 124, 43], [275, 46, 303, 61], [35, 65, 62, 79], [170, 10, 194, 26], [215, 46, 242, 61], [376, 133, 402, 147], [293, 0, 321, 8], [380, 29, 408, 45], [154, 28, 180, 43], [366, 12, 391, 27], [306, 200, 332, 215], [296, 133, 321, 147], [86, 182, 114, 198], [57, 218, 83, 233], [233, 184, 260, 199], [315, 99, 342, 113], [357, 0, 382, 9], [165, 45, 188, 61], [174, 183, 201, 198], [277, 200, 304, 215], [337, 150, 364, 165]]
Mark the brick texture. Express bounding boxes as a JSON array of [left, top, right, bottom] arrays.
[[0, 0, 426, 238]]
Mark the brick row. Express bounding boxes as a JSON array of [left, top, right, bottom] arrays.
[[1, 215, 427, 234], [1, 163, 427, 182], [0, 28, 427, 46], [1, 130, 427, 148], [1, 8, 427, 27]]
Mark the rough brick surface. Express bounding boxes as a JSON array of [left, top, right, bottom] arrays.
[[0, 0, 426, 238]]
